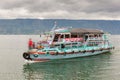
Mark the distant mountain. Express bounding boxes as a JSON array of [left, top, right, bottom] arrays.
[[0, 19, 119, 34]]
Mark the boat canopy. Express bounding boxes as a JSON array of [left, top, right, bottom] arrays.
[[70, 28, 104, 34], [53, 28, 104, 34]]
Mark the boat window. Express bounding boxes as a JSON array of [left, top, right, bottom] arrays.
[[61, 44, 65, 48], [53, 34, 60, 42], [71, 34, 77, 38], [65, 34, 70, 38], [99, 34, 102, 37], [42, 50, 46, 52], [79, 35, 83, 38], [85, 36, 88, 41], [72, 43, 77, 45], [60, 35, 64, 38], [87, 41, 99, 46], [57, 34, 64, 42], [55, 44, 60, 46], [65, 43, 71, 48], [55, 44, 61, 48]]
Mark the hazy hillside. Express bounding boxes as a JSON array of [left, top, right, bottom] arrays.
[[0, 19, 119, 34]]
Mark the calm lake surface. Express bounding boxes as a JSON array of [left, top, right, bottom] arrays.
[[0, 35, 119, 80]]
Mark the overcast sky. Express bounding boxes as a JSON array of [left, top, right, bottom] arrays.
[[0, 0, 120, 20]]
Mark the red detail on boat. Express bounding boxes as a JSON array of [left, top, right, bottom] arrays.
[[33, 59, 50, 62], [38, 52, 46, 54], [65, 38, 83, 42], [58, 52, 65, 55], [74, 51, 79, 54], [29, 52, 37, 54], [67, 52, 73, 54], [49, 51, 56, 55]]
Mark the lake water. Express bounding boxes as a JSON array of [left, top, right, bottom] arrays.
[[0, 35, 119, 80]]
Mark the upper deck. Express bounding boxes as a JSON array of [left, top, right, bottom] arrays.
[[51, 28, 104, 44]]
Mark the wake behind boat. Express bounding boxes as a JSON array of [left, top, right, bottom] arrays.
[[23, 24, 114, 62]]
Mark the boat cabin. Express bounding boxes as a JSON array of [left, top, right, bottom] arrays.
[[49, 28, 104, 49]]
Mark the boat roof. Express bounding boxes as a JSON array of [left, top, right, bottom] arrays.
[[54, 28, 104, 34], [70, 28, 104, 34]]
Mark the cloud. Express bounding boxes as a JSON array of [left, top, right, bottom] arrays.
[[0, 0, 120, 20]]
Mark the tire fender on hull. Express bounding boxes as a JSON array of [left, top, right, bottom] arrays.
[[23, 52, 31, 60]]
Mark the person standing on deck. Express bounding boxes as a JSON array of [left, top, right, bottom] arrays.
[[28, 38, 33, 49]]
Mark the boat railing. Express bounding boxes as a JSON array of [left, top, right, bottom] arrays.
[[88, 37, 103, 40], [85, 36, 108, 47]]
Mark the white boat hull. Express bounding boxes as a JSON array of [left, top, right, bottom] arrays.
[[29, 50, 110, 61]]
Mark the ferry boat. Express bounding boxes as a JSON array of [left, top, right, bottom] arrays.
[[23, 25, 114, 62]]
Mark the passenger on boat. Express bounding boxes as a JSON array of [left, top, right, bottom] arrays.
[[33, 42, 35, 49], [28, 38, 33, 49], [36, 42, 44, 49]]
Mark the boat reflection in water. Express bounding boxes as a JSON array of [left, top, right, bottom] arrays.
[[23, 52, 112, 80]]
